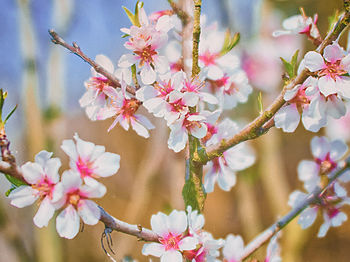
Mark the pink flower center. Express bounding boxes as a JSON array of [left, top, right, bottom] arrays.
[[202, 123, 218, 143], [183, 77, 203, 93], [66, 189, 87, 209], [170, 61, 184, 73], [76, 157, 95, 178], [289, 87, 311, 112], [121, 98, 141, 119], [199, 50, 219, 66], [170, 99, 186, 113], [32, 177, 55, 200], [223, 82, 239, 95], [183, 114, 202, 132], [318, 61, 347, 81], [159, 233, 182, 251], [88, 77, 109, 95], [134, 45, 158, 66], [154, 81, 174, 97], [315, 152, 337, 175]]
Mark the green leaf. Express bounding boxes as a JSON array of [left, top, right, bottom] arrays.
[[4, 105, 17, 124], [280, 49, 299, 79], [220, 31, 240, 56], [182, 174, 205, 212], [122, 1, 143, 27], [328, 10, 340, 32], [4, 174, 26, 187], [121, 33, 130, 38]]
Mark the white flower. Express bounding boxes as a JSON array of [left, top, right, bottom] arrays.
[[142, 210, 198, 262], [61, 133, 120, 191], [8, 150, 63, 228], [55, 170, 105, 239], [265, 234, 282, 262]]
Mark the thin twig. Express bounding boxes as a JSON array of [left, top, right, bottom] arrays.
[[48, 30, 136, 96], [196, 10, 350, 164], [240, 161, 350, 261], [168, 0, 191, 26]]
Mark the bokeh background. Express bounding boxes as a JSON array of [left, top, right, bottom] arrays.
[[0, 0, 349, 261]]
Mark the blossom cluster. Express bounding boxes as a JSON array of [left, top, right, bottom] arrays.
[[142, 207, 281, 262], [289, 136, 350, 237], [8, 134, 120, 239]]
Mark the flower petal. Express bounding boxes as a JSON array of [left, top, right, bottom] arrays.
[[56, 205, 80, 239]]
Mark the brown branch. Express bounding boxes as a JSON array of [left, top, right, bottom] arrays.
[[196, 10, 350, 165], [48, 30, 136, 96], [240, 160, 350, 261]]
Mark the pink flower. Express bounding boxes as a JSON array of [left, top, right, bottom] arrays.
[[55, 170, 105, 239], [79, 55, 121, 121], [118, 7, 173, 85], [273, 12, 320, 39], [61, 133, 120, 191], [98, 84, 155, 137], [8, 151, 63, 228], [168, 113, 208, 152], [222, 234, 245, 262], [204, 119, 255, 193], [304, 42, 350, 98], [142, 210, 198, 262]]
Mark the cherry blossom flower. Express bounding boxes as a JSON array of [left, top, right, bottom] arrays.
[[168, 113, 208, 152], [204, 119, 255, 193], [297, 136, 348, 191], [274, 77, 326, 132], [142, 210, 198, 262], [97, 83, 155, 137], [183, 206, 224, 262], [289, 181, 350, 238], [8, 151, 63, 228], [61, 133, 120, 191], [118, 6, 173, 85], [272, 11, 320, 39], [55, 170, 105, 239], [304, 42, 350, 98], [79, 55, 120, 121], [326, 102, 350, 141], [207, 70, 252, 110], [222, 234, 245, 262]]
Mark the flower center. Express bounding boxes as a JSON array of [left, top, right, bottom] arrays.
[[318, 61, 347, 81], [170, 99, 186, 113], [154, 81, 174, 97], [88, 77, 109, 94], [160, 233, 182, 251], [76, 157, 95, 178], [32, 177, 55, 200], [199, 50, 219, 66], [66, 189, 86, 209], [121, 98, 141, 118], [202, 123, 218, 143], [224, 82, 239, 95], [134, 45, 158, 66], [315, 153, 337, 175]]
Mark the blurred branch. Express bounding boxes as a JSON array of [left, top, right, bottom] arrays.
[[240, 161, 350, 261], [168, 0, 191, 26], [196, 10, 350, 165], [48, 30, 136, 96]]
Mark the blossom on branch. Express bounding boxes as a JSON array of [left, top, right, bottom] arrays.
[[61, 133, 120, 191], [222, 234, 245, 262], [142, 210, 198, 262], [55, 170, 105, 239], [8, 150, 63, 228]]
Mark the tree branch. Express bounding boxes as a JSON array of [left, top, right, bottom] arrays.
[[240, 160, 350, 261], [48, 30, 136, 96], [195, 10, 350, 165]]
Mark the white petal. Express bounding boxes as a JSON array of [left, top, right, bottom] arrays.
[[34, 150, 53, 166], [44, 158, 61, 183], [168, 210, 187, 234], [131, 118, 150, 138], [204, 165, 217, 193], [8, 186, 38, 208], [191, 123, 207, 139], [21, 162, 43, 184], [311, 136, 330, 160], [274, 104, 300, 133], [330, 139, 348, 161], [323, 43, 344, 63], [95, 54, 114, 73], [168, 123, 187, 153], [154, 56, 169, 75], [318, 76, 337, 97], [135, 86, 159, 101], [56, 205, 80, 239], [161, 250, 183, 262], [93, 152, 120, 177], [78, 199, 101, 225], [118, 54, 136, 68], [141, 65, 156, 85], [151, 212, 169, 236], [61, 139, 78, 161], [304, 51, 325, 72], [33, 197, 55, 228], [142, 243, 165, 257], [317, 220, 330, 238], [179, 236, 198, 251], [298, 207, 318, 229]]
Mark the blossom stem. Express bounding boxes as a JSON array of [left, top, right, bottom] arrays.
[[240, 161, 350, 261], [168, 0, 191, 26], [195, 9, 350, 165], [48, 30, 136, 95], [191, 0, 201, 77]]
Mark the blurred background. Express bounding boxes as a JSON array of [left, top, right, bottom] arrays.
[[0, 0, 349, 261]]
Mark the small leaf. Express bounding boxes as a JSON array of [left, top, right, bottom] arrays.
[[280, 57, 294, 79], [5, 185, 17, 197], [4, 174, 26, 187], [122, 6, 138, 26], [220, 31, 240, 56], [4, 105, 18, 124], [121, 33, 130, 38], [257, 92, 263, 114]]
